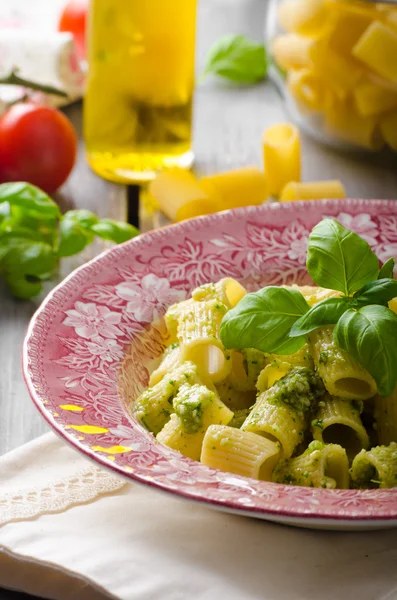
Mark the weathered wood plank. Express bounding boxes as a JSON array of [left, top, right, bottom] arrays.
[[0, 103, 128, 455]]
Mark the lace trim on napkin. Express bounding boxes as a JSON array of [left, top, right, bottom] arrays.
[[0, 466, 126, 526]]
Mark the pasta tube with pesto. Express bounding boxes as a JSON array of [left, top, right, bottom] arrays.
[[242, 367, 325, 457], [201, 425, 281, 480], [308, 326, 377, 400], [311, 395, 369, 459], [350, 443, 397, 488], [273, 441, 350, 489]]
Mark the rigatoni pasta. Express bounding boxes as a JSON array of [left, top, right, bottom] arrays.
[[311, 395, 369, 459], [133, 278, 397, 489], [201, 425, 281, 480], [308, 326, 377, 400], [156, 383, 233, 460], [350, 443, 397, 488], [272, 0, 397, 151], [273, 441, 350, 489], [374, 390, 397, 445], [262, 123, 301, 197]]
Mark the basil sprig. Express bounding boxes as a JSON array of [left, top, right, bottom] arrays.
[[334, 306, 397, 396], [0, 182, 139, 299], [220, 287, 309, 355], [201, 35, 268, 84], [220, 218, 397, 396]]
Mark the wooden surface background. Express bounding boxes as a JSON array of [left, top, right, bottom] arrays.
[[2, 0, 397, 456], [1, 0, 397, 597]]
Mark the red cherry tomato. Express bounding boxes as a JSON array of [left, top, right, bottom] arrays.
[[0, 103, 77, 194], [58, 0, 88, 61]]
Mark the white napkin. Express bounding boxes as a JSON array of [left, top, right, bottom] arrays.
[[1, 433, 397, 600]]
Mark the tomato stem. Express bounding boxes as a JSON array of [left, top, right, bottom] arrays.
[[0, 69, 68, 98]]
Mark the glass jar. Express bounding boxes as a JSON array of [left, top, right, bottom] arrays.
[[84, 0, 197, 183], [265, 0, 397, 152]]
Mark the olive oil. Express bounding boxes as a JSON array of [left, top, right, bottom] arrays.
[[84, 0, 197, 183]]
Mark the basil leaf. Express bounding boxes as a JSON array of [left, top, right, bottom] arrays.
[[63, 209, 99, 229], [91, 220, 139, 244], [378, 257, 395, 280], [307, 219, 379, 295], [290, 297, 350, 337], [354, 278, 397, 307], [202, 35, 267, 84], [0, 234, 56, 276], [58, 219, 93, 258], [334, 305, 397, 396], [220, 286, 309, 354], [0, 182, 60, 218], [4, 273, 42, 300]]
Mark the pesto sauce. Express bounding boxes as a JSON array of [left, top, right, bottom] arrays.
[[173, 383, 214, 434], [265, 367, 325, 414]]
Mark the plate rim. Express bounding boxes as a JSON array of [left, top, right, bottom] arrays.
[[23, 198, 397, 524]]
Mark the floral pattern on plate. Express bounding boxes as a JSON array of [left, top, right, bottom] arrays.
[[23, 199, 397, 527]]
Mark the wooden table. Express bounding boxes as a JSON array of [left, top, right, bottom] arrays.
[[1, 0, 397, 597]]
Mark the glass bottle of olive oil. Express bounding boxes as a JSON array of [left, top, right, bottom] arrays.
[[84, 0, 197, 183]]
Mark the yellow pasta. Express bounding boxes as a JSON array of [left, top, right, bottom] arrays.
[[326, 3, 374, 55], [374, 389, 397, 445], [201, 425, 281, 480], [164, 298, 194, 345], [353, 79, 397, 117], [256, 359, 292, 393], [192, 278, 246, 308], [278, 0, 331, 37], [227, 349, 267, 392], [389, 296, 397, 314], [199, 167, 268, 210], [380, 111, 397, 150], [289, 284, 342, 307], [178, 299, 231, 383], [271, 34, 313, 71], [262, 123, 301, 197], [287, 68, 328, 113], [133, 361, 201, 434], [242, 367, 324, 457], [310, 42, 363, 97], [324, 99, 383, 150], [149, 343, 181, 386], [280, 180, 346, 202], [308, 327, 377, 400], [149, 169, 217, 223], [215, 379, 256, 410], [351, 443, 397, 488], [353, 21, 397, 84], [269, 343, 314, 369], [311, 395, 370, 459], [156, 383, 233, 460], [273, 441, 350, 489], [242, 397, 305, 458]]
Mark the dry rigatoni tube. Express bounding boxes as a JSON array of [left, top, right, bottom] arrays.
[[280, 180, 346, 202], [199, 167, 268, 210], [353, 22, 397, 84], [148, 169, 216, 222], [277, 0, 330, 37], [271, 34, 313, 70], [263, 123, 301, 197]]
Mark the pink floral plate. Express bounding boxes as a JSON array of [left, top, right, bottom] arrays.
[[23, 199, 397, 531]]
